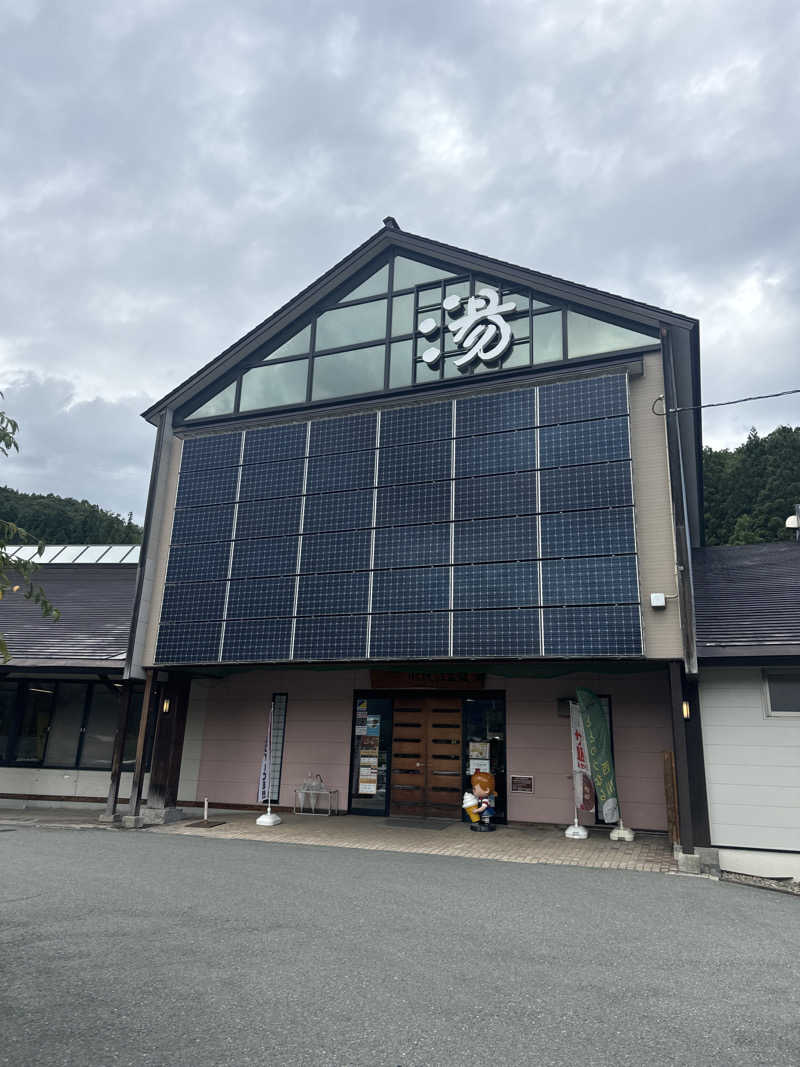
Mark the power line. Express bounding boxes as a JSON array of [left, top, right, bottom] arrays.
[[652, 388, 800, 416]]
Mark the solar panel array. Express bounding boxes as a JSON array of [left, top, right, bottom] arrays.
[[155, 372, 642, 663]]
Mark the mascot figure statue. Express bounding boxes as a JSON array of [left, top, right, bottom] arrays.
[[462, 769, 497, 832]]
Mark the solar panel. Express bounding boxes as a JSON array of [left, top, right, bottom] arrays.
[[454, 471, 537, 521], [455, 388, 535, 437], [541, 555, 639, 605], [296, 571, 370, 616], [160, 581, 227, 623], [540, 508, 635, 558], [243, 423, 306, 465], [542, 605, 642, 655], [171, 504, 236, 545], [238, 458, 305, 501], [454, 429, 536, 478], [230, 536, 299, 579], [222, 617, 292, 660], [452, 609, 539, 656], [306, 450, 375, 493], [453, 562, 539, 609], [293, 614, 368, 659], [235, 496, 303, 540], [309, 412, 377, 455], [538, 417, 630, 468], [373, 523, 450, 568], [538, 374, 628, 425], [371, 566, 449, 613], [176, 466, 239, 508], [369, 612, 449, 658], [303, 489, 374, 533], [181, 432, 242, 471], [226, 576, 295, 619], [376, 481, 450, 526], [157, 372, 643, 664]]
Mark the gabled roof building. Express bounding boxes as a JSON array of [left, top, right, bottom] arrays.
[[98, 222, 705, 846]]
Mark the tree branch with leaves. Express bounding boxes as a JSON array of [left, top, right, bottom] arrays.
[[0, 403, 59, 662]]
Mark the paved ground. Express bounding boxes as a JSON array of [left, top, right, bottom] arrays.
[[0, 807, 678, 873], [2, 828, 798, 1067]]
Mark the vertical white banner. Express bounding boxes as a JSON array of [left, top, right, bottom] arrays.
[[258, 700, 273, 805], [569, 702, 595, 812]]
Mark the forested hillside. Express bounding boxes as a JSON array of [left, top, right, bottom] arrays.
[[0, 486, 142, 544], [703, 426, 800, 545]]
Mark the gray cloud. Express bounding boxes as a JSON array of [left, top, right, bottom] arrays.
[[0, 0, 798, 510]]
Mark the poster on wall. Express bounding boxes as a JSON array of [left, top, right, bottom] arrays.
[[469, 741, 490, 759], [365, 714, 381, 737], [468, 758, 490, 776], [355, 699, 368, 736], [358, 755, 378, 794]]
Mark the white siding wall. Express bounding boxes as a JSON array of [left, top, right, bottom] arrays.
[[0, 767, 149, 807], [699, 667, 800, 851]]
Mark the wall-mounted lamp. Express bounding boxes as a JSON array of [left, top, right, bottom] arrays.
[[162, 697, 171, 714], [682, 700, 691, 720]]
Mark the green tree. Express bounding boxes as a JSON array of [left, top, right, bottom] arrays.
[[0, 404, 59, 662]]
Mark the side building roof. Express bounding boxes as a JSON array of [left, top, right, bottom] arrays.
[[693, 543, 800, 659], [0, 550, 139, 670]]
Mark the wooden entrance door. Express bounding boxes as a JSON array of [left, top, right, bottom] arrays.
[[389, 698, 463, 818]]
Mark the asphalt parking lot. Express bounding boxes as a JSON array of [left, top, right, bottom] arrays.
[[2, 828, 798, 1067]]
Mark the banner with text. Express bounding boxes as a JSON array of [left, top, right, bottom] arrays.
[[575, 688, 620, 824]]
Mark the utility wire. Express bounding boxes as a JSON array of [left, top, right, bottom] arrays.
[[652, 387, 800, 416]]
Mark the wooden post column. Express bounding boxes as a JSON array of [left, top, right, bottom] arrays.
[[668, 660, 694, 854], [100, 681, 134, 822], [145, 672, 192, 820], [127, 669, 158, 820]]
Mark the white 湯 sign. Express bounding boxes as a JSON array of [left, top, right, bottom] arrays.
[[418, 287, 516, 370]]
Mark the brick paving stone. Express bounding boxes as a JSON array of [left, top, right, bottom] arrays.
[[149, 811, 678, 873]]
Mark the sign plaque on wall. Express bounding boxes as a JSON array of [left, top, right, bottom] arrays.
[[370, 670, 485, 690], [511, 776, 534, 794]]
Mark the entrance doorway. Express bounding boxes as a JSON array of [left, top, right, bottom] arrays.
[[389, 698, 462, 818]]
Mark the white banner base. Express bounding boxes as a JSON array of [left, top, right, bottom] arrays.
[[610, 821, 635, 842], [256, 810, 281, 827], [565, 818, 588, 840]]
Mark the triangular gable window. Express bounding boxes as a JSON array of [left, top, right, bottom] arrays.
[[566, 312, 657, 359], [393, 256, 455, 289], [337, 264, 389, 303], [184, 382, 236, 421], [262, 324, 311, 362]]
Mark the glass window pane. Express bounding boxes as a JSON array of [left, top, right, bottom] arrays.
[[567, 311, 657, 358], [417, 285, 442, 309], [389, 340, 413, 389], [315, 299, 388, 351], [503, 290, 530, 312], [475, 339, 531, 373], [393, 256, 454, 289], [391, 294, 414, 336], [445, 279, 470, 300], [415, 358, 441, 383], [43, 683, 88, 767], [185, 382, 236, 420], [14, 684, 54, 763], [767, 674, 800, 714], [339, 265, 389, 302], [417, 307, 441, 333], [511, 315, 530, 341], [0, 682, 18, 761], [532, 298, 552, 310], [533, 311, 564, 364], [312, 344, 385, 400], [263, 324, 311, 361], [80, 686, 120, 769], [240, 360, 308, 411], [350, 698, 392, 814]]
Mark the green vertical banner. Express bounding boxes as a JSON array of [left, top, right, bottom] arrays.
[[576, 688, 619, 824]]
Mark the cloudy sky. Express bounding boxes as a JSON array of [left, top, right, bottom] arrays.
[[1, 0, 798, 523]]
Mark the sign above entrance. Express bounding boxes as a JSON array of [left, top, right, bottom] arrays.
[[418, 287, 516, 370], [370, 669, 485, 690]]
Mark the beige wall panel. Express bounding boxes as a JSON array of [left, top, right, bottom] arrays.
[[628, 357, 683, 659], [140, 431, 183, 667]]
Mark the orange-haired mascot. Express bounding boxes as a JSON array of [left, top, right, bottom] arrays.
[[462, 769, 496, 832]]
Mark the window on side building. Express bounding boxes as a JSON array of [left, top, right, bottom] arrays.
[[763, 671, 800, 717]]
